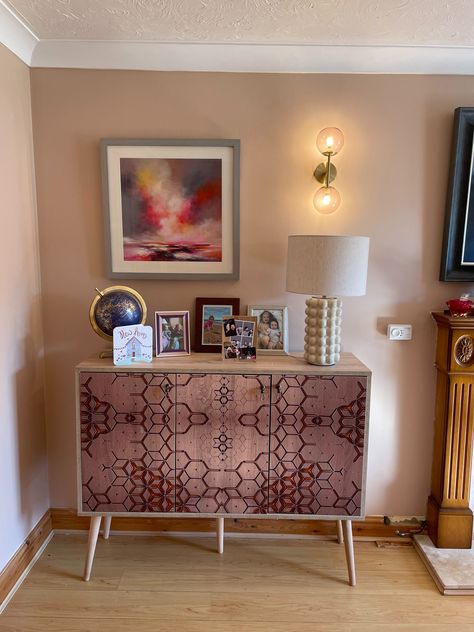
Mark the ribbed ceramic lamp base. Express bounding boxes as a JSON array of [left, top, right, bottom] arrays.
[[304, 297, 342, 366]]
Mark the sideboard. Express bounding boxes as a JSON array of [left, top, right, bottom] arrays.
[[76, 352, 371, 584]]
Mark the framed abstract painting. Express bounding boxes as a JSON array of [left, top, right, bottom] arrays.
[[101, 139, 240, 280]]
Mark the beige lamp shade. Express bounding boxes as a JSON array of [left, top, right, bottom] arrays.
[[286, 235, 370, 297]]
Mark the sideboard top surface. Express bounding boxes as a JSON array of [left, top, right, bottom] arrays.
[[76, 351, 370, 376]]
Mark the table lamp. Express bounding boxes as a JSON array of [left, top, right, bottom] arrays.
[[286, 235, 370, 365]]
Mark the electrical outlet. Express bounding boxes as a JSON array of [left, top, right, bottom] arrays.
[[387, 324, 412, 340]]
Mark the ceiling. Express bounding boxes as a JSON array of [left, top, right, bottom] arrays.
[[3, 0, 474, 46], [1, 0, 474, 73]]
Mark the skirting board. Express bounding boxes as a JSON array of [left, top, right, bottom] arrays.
[[0, 511, 52, 611], [0, 532, 53, 615], [51, 508, 402, 538]]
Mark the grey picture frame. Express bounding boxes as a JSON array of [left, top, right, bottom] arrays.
[[100, 138, 240, 280], [440, 108, 474, 281]]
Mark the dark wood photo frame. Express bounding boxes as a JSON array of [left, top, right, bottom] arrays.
[[194, 297, 240, 353], [440, 107, 474, 281]]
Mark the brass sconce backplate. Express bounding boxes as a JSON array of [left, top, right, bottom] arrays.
[[314, 162, 337, 184]]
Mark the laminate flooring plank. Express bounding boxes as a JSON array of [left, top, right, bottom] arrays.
[[23, 556, 434, 596], [116, 567, 434, 595], [2, 534, 474, 632], [25, 537, 429, 587], [4, 589, 474, 624], [1, 622, 474, 632], [0, 620, 341, 632], [23, 544, 432, 596], [37, 534, 425, 570]]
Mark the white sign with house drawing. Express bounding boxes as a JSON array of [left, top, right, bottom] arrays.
[[113, 324, 153, 365]]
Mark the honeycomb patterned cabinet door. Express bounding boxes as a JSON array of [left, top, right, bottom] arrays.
[[175, 373, 271, 514], [269, 375, 367, 517], [79, 372, 175, 513]]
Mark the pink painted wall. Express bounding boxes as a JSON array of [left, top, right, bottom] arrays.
[[0, 44, 49, 572], [30, 69, 474, 517]]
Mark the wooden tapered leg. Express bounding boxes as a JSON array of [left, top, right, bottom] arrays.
[[342, 520, 356, 586], [103, 515, 112, 539], [336, 520, 344, 544], [83, 516, 101, 581], [216, 517, 224, 554]]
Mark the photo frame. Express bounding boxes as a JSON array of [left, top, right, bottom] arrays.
[[440, 108, 474, 281], [248, 305, 289, 355], [194, 297, 240, 353], [222, 315, 257, 360], [101, 139, 240, 280], [155, 311, 190, 357]]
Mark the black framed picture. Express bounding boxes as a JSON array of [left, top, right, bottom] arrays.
[[440, 107, 474, 281]]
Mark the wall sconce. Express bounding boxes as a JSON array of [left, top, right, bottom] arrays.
[[313, 127, 344, 214]]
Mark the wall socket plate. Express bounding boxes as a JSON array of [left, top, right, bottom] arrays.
[[387, 324, 412, 340]]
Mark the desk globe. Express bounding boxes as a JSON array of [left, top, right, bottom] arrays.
[[89, 286, 147, 343]]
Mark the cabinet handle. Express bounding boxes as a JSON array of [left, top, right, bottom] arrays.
[[163, 383, 172, 395], [260, 384, 266, 399], [274, 382, 283, 403]]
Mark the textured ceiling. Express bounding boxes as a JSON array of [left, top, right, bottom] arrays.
[[4, 0, 474, 46]]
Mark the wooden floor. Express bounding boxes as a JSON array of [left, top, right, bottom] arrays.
[[1, 533, 474, 631]]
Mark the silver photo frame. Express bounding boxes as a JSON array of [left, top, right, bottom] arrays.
[[247, 305, 289, 355]]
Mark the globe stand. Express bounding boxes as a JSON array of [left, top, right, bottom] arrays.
[[89, 286, 147, 357]]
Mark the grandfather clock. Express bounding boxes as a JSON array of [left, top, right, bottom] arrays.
[[427, 312, 474, 548]]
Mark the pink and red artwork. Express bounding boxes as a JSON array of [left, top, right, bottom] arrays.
[[102, 140, 239, 279], [120, 157, 222, 263]]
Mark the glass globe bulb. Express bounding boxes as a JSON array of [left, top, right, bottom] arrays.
[[316, 127, 344, 156], [313, 186, 341, 214]]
